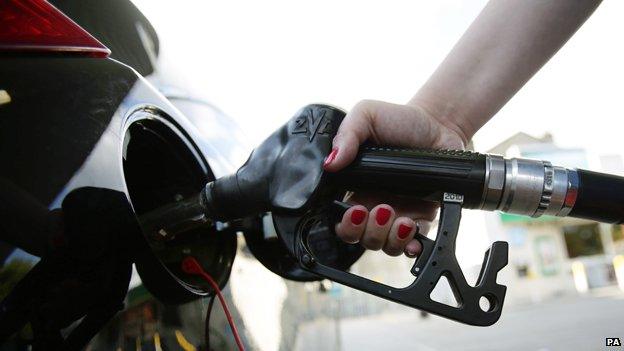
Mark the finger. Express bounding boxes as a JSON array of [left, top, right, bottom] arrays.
[[404, 221, 432, 257], [361, 205, 395, 250], [417, 220, 432, 236], [348, 191, 438, 220], [383, 217, 417, 256], [405, 239, 423, 258], [323, 101, 373, 172], [323, 98, 469, 173], [324, 100, 461, 173], [335, 205, 368, 244]]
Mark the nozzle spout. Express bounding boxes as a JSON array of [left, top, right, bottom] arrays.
[[138, 193, 212, 241]]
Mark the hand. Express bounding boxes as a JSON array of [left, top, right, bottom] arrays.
[[323, 99, 466, 257]]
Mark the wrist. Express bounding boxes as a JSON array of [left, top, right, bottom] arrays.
[[407, 96, 472, 148]]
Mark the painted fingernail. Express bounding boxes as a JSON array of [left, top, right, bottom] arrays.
[[398, 224, 412, 239], [323, 148, 338, 169], [375, 208, 391, 226], [350, 209, 366, 225]]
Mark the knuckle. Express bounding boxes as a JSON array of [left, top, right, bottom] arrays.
[[339, 231, 361, 244], [358, 99, 375, 107], [361, 233, 385, 250], [387, 239, 409, 255], [355, 99, 372, 108], [336, 225, 361, 244], [423, 211, 438, 222], [332, 130, 348, 146], [352, 99, 376, 115], [383, 247, 404, 257]]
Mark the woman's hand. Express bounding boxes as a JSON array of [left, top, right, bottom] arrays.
[[321, 0, 600, 257], [323, 99, 466, 257]]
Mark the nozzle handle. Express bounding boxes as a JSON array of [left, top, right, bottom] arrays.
[[332, 147, 487, 208]]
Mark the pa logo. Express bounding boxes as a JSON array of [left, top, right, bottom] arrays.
[[607, 337, 622, 347], [292, 109, 333, 141]]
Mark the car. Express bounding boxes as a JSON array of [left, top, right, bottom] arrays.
[[0, 0, 246, 349]]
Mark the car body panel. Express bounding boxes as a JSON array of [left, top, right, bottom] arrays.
[[0, 57, 241, 348]]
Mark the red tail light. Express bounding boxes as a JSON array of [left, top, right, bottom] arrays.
[[0, 0, 110, 57]]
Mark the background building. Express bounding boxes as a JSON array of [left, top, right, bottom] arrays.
[[485, 133, 624, 304]]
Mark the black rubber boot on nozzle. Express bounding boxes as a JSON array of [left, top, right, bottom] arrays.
[[203, 104, 345, 221]]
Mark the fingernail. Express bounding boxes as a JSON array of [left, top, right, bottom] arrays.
[[323, 148, 338, 169], [405, 249, 417, 258], [350, 209, 366, 225], [398, 224, 412, 239], [375, 208, 391, 226]]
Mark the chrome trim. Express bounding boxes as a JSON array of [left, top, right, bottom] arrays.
[[497, 158, 545, 216], [480, 155, 491, 208], [557, 169, 579, 217], [480, 154, 506, 211], [479, 154, 578, 218], [532, 161, 553, 217], [543, 166, 569, 216]]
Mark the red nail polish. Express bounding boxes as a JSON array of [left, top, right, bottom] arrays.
[[350, 209, 366, 225], [375, 208, 391, 226], [323, 148, 338, 169], [398, 224, 412, 239]]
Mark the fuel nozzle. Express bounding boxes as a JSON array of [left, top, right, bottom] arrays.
[[138, 193, 212, 242], [137, 103, 624, 326]]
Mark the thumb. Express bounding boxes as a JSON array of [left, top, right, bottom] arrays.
[[323, 100, 376, 172]]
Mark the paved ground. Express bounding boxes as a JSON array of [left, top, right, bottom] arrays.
[[294, 290, 624, 351]]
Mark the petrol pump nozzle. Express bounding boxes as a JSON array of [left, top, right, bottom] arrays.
[[145, 104, 624, 326]]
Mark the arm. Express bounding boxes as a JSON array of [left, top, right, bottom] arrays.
[[412, 0, 602, 144], [325, 0, 601, 257]]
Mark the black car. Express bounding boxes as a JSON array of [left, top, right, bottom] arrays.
[[0, 1, 247, 349]]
